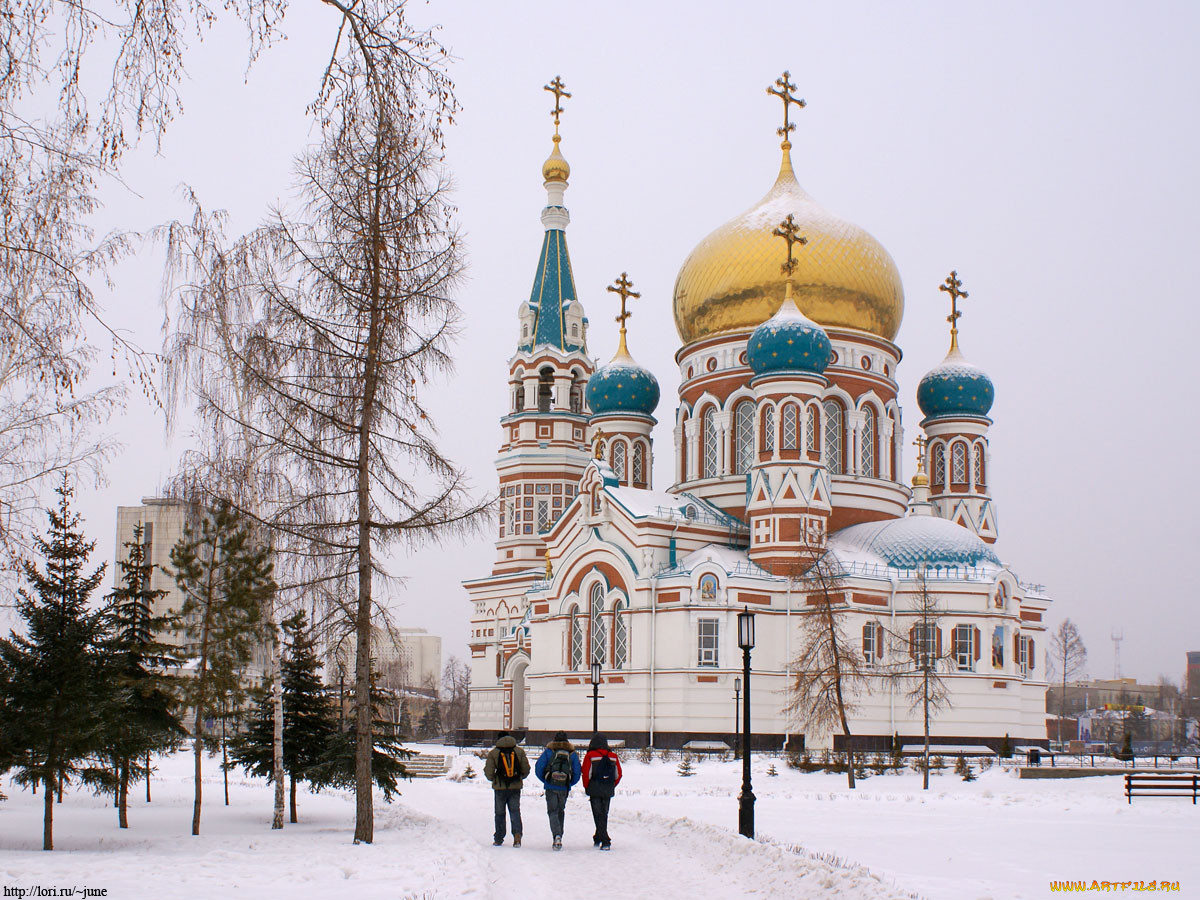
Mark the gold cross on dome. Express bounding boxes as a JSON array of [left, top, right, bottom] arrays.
[[772, 214, 808, 277], [544, 76, 571, 136], [913, 434, 929, 472], [939, 270, 969, 349], [767, 70, 806, 142], [607, 272, 641, 352]]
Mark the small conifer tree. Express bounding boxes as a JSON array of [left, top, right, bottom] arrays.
[[97, 522, 185, 829], [0, 479, 108, 850], [417, 698, 442, 740], [767, 762, 779, 777], [229, 611, 337, 822], [999, 733, 1013, 758], [676, 754, 696, 777], [309, 674, 412, 800]]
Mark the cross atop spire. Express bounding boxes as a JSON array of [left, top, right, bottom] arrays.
[[607, 272, 640, 356], [772, 213, 808, 278], [544, 75, 571, 139], [913, 434, 929, 474], [939, 270, 969, 352], [767, 70, 806, 147]]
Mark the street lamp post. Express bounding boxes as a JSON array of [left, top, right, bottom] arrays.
[[733, 676, 742, 754], [590, 661, 602, 733], [737, 608, 756, 839]]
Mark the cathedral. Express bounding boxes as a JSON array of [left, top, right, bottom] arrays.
[[464, 74, 1050, 751]]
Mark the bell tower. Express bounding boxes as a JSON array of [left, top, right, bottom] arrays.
[[494, 77, 595, 574]]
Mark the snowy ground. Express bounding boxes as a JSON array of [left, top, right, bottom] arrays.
[[2, 749, 1196, 899]]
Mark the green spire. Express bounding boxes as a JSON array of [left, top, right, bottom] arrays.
[[522, 229, 584, 352]]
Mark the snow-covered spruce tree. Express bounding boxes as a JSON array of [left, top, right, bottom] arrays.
[[676, 755, 696, 777], [96, 522, 186, 828], [309, 672, 412, 802], [785, 544, 866, 789], [229, 611, 337, 822], [169, 503, 274, 835], [0, 479, 107, 850]]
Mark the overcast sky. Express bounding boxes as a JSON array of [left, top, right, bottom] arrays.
[[63, 0, 1199, 686]]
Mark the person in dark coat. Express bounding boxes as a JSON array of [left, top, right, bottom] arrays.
[[483, 731, 530, 846], [534, 730, 582, 850], [581, 732, 623, 850]]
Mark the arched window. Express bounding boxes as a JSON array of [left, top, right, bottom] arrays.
[[632, 442, 646, 485], [806, 404, 819, 454], [974, 442, 986, 487], [860, 407, 877, 477], [932, 443, 946, 488], [569, 378, 583, 413], [781, 404, 798, 450], [734, 401, 755, 474], [590, 487, 601, 516], [823, 400, 844, 474], [612, 441, 626, 482], [952, 441, 968, 484], [762, 404, 775, 454], [514, 385, 525, 412], [702, 408, 718, 478], [537, 367, 555, 412], [589, 583, 607, 666], [568, 606, 583, 670], [612, 601, 628, 669]]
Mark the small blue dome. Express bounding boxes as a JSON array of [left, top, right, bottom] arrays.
[[586, 353, 660, 417], [917, 347, 994, 420], [747, 299, 832, 376]]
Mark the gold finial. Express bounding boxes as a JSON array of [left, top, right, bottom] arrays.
[[545, 553, 553, 580], [544, 75, 571, 140], [939, 270, 969, 352], [592, 429, 607, 459], [912, 434, 929, 487], [766, 70, 806, 148], [606, 272, 641, 357]]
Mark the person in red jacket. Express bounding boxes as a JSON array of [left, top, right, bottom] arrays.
[[581, 733, 623, 850]]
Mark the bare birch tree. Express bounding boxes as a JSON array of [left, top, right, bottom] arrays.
[[159, 0, 487, 843], [1049, 619, 1087, 747], [785, 547, 866, 789]]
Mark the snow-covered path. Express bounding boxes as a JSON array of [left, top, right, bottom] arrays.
[[4, 749, 1197, 899]]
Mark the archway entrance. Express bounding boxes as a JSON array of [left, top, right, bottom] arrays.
[[508, 656, 530, 731]]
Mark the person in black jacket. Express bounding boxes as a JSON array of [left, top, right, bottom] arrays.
[[581, 733, 623, 850]]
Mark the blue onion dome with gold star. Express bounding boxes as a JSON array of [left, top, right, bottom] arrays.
[[747, 291, 832, 376], [917, 344, 995, 421], [586, 341, 660, 418]]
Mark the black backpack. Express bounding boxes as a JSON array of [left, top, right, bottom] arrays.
[[590, 754, 616, 786], [547, 749, 572, 786], [497, 747, 517, 779]]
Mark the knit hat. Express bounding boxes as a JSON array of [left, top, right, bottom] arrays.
[[554, 730, 568, 742]]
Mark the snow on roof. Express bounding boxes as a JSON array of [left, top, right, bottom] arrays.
[[671, 543, 772, 578], [606, 486, 745, 531]]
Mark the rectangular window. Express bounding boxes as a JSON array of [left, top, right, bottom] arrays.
[[862, 622, 881, 664], [1019, 635, 1035, 675], [992, 625, 1005, 668], [537, 501, 550, 533], [913, 623, 937, 667], [697, 619, 719, 667], [953, 624, 975, 672]]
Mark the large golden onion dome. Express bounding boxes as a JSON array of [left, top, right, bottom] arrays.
[[672, 144, 904, 344]]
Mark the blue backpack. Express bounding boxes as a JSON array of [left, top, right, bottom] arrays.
[[590, 754, 616, 786]]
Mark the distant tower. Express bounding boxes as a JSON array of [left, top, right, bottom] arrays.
[[917, 271, 998, 542], [1111, 629, 1124, 679]]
